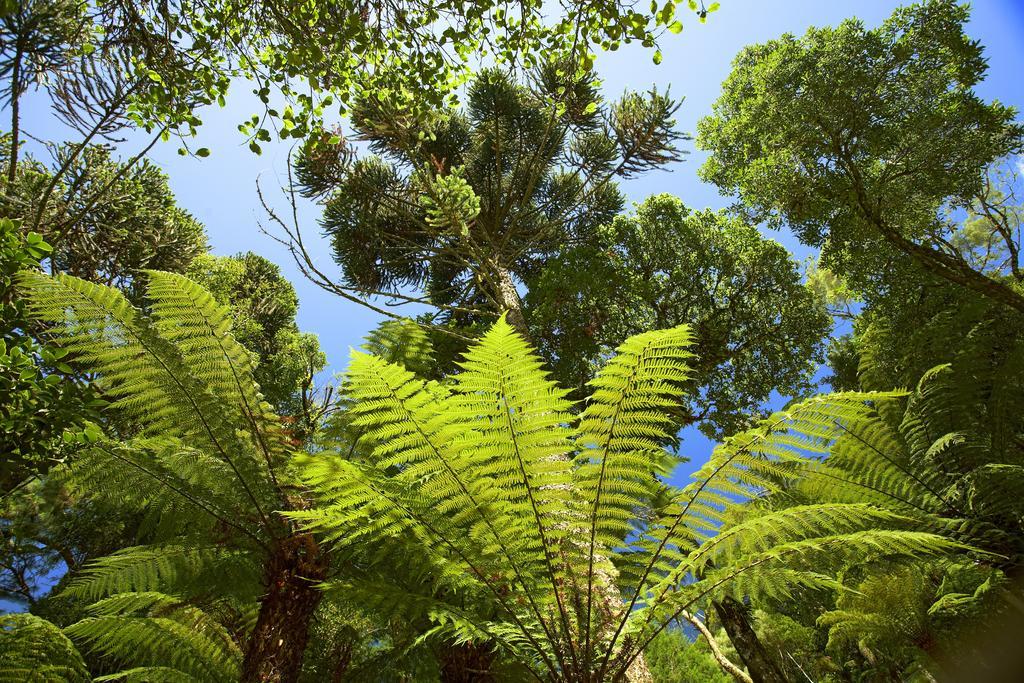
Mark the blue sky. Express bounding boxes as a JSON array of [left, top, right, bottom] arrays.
[[17, 0, 1024, 483]]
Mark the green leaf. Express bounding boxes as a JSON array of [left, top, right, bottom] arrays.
[[668, 21, 683, 34], [196, 148, 211, 158], [653, 49, 663, 65]]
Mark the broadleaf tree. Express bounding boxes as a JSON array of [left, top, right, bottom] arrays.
[[697, 0, 1024, 314]]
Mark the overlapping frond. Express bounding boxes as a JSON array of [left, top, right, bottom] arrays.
[[0, 614, 89, 683], [56, 437, 264, 543], [145, 271, 292, 466], [18, 272, 278, 515], [63, 544, 261, 604], [65, 592, 242, 683], [448, 318, 576, 580]]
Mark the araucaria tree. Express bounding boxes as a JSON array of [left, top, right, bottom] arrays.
[[284, 65, 684, 339], [283, 68, 828, 437]]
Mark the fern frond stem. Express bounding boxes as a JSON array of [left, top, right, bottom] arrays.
[[371, 371, 563, 656], [497, 372, 581, 677], [597, 420, 782, 678], [350, 475, 560, 680], [169, 278, 284, 498], [98, 445, 268, 551], [583, 355, 640, 670], [832, 420, 962, 516]]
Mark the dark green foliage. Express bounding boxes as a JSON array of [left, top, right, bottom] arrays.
[[644, 628, 731, 683], [731, 284, 1024, 680], [528, 193, 830, 436], [80, 0, 706, 150], [0, 612, 90, 682], [2, 144, 207, 299], [186, 252, 325, 425], [0, 217, 98, 490]]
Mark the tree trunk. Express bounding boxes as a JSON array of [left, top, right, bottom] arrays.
[[846, 169, 1024, 316], [7, 46, 23, 186], [873, 216, 1024, 315], [438, 641, 498, 683], [241, 532, 328, 683], [682, 610, 752, 683], [493, 265, 529, 337], [329, 639, 354, 683], [713, 597, 788, 683]]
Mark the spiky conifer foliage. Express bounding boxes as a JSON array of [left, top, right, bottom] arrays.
[[293, 317, 962, 681], [288, 65, 684, 344]]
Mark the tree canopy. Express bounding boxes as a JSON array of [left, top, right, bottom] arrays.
[[5, 1, 1024, 682], [697, 0, 1024, 312]]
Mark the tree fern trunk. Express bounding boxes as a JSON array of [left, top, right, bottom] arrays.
[[438, 641, 498, 682], [241, 532, 328, 683], [713, 597, 787, 683]]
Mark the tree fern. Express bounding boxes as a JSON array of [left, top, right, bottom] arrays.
[[18, 271, 330, 682], [295, 318, 960, 681], [714, 328, 1024, 678]]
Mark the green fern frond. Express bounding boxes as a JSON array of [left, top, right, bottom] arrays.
[[56, 437, 265, 544], [448, 317, 576, 576], [297, 318, 965, 681], [18, 272, 277, 517], [575, 324, 693, 550], [0, 613, 90, 683], [65, 592, 242, 683], [63, 544, 261, 604], [94, 667, 203, 682], [145, 271, 292, 465]]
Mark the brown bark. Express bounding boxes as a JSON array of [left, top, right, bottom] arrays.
[[241, 532, 329, 683], [713, 597, 788, 683], [845, 162, 1024, 316], [329, 639, 354, 683], [873, 216, 1024, 315], [438, 641, 498, 683], [7, 45, 22, 185], [440, 643, 499, 679]]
